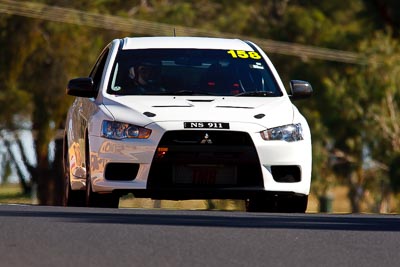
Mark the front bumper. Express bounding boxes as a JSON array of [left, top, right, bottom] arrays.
[[83, 122, 311, 198]]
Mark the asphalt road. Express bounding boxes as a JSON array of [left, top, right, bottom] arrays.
[[0, 205, 400, 267]]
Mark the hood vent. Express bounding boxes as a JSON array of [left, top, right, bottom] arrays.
[[216, 105, 254, 109], [187, 99, 215, 103], [254, 113, 265, 119], [143, 111, 156, 117], [152, 105, 192, 108]]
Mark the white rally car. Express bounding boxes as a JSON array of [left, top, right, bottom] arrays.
[[63, 36, 312, 212]]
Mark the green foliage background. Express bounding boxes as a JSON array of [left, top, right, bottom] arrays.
[[1, 0, 400, 212]]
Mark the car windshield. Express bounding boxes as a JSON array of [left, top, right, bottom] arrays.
[[107, 49, 283, 97]]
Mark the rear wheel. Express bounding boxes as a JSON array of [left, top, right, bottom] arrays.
[[85, 138, 119, 208], [63, 137, 85, 207]]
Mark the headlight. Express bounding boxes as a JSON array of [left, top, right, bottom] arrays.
[[260, 123, 304, 142], [101, 120, 151, 140]]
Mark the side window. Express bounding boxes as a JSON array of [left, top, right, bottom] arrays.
[[89, 48, 110, 93]]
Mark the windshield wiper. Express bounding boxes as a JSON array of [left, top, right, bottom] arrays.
[[235, 91, 278, 97]]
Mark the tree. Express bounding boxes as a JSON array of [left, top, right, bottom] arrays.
[[359, 32, 400, 212], [0, 6, 107, 204], [321, 31, 400, 212]]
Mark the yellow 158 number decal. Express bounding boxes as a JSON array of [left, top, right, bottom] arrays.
[[227, 50, 261, 59]]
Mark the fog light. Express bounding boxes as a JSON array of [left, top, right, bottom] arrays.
[[156, 147, 168, 159]]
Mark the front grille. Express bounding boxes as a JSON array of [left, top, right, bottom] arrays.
[[148, 130, 263, 189], [157, 130, 255, 146]]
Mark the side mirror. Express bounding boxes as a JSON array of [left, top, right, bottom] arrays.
[[66, 77, 96, 98], [289, 80, 313, 100]]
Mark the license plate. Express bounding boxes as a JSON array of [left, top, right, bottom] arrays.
[[173, 164, 237, 185], [184, 122, 230, 129]]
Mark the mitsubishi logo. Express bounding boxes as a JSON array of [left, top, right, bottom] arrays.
[[200, 133, 213, 144]]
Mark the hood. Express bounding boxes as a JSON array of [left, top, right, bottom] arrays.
[[102, 95, 295, 129]]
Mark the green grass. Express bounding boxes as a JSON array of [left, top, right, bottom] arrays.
[[0, 183, 32, 204], [0, 183, 245, 210], [119, 193, 246, 211], [0, 182, 336, 213]]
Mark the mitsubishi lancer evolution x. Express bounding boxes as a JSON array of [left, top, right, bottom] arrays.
[[63, 36, 313, 212]]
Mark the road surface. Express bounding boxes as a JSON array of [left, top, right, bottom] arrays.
[[0, 204, 399, 267]]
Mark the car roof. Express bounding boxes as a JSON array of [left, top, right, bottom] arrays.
[[121, 37, 253, 50]]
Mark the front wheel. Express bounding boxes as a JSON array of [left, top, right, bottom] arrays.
[[245, 194, 308, 213], [245, 195, 276, 212], [276, 195, 308, 213], [85, 177, 119, 208]]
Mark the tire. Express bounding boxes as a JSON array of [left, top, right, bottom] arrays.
[[85, 176, 119, 208], [245, 194, 276, 212], [63, 136, 85, 207], [245, 194, 308, 213], [85, 137, 119, 209], [276, 195, 308, 213]]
